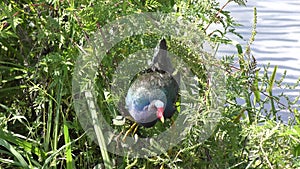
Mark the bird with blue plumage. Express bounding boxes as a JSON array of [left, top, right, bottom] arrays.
[[125, 39, 180, 128]]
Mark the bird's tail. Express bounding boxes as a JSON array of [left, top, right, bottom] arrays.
[[152, 39, 174, 74]]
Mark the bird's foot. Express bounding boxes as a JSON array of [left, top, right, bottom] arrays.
[[122, 122, 138, 142]]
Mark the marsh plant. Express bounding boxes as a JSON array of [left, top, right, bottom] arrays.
[[0, 0, 299, 168]]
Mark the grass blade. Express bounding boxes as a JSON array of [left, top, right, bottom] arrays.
[[85, 91, 112, 169], [0, 138, 29, 168], [63, 116, 73, 169]]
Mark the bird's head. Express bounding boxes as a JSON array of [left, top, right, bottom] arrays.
[[153, 100, 165, 123]]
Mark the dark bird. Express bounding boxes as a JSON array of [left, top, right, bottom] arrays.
[[125, 39, 179, 127]]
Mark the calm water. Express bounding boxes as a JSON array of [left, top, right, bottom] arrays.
[[215, 0, 300, 122]]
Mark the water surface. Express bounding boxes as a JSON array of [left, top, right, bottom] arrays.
[[215, 0, 300, 122]]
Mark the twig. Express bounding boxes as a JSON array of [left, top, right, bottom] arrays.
[[204, 0, 231, 31]]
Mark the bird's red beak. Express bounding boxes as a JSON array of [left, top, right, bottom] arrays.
[[157, 107, 164, 123]]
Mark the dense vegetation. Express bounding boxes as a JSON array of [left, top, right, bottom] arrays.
[[0, 0, 299, 168]]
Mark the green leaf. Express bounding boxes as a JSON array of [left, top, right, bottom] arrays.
[[63, 118, 73, 169], [268, 65, 277, 93], [0, 129, 45, 158], [0, 138, 29, 168], [253, 71, 260, 104], [235, 43, 243, 55]]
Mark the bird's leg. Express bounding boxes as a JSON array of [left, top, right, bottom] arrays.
[[122, 122, 138, 142], [170, 117, 175, 126], [170, 105, 179, 126], [133, 123, 139, 134]]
